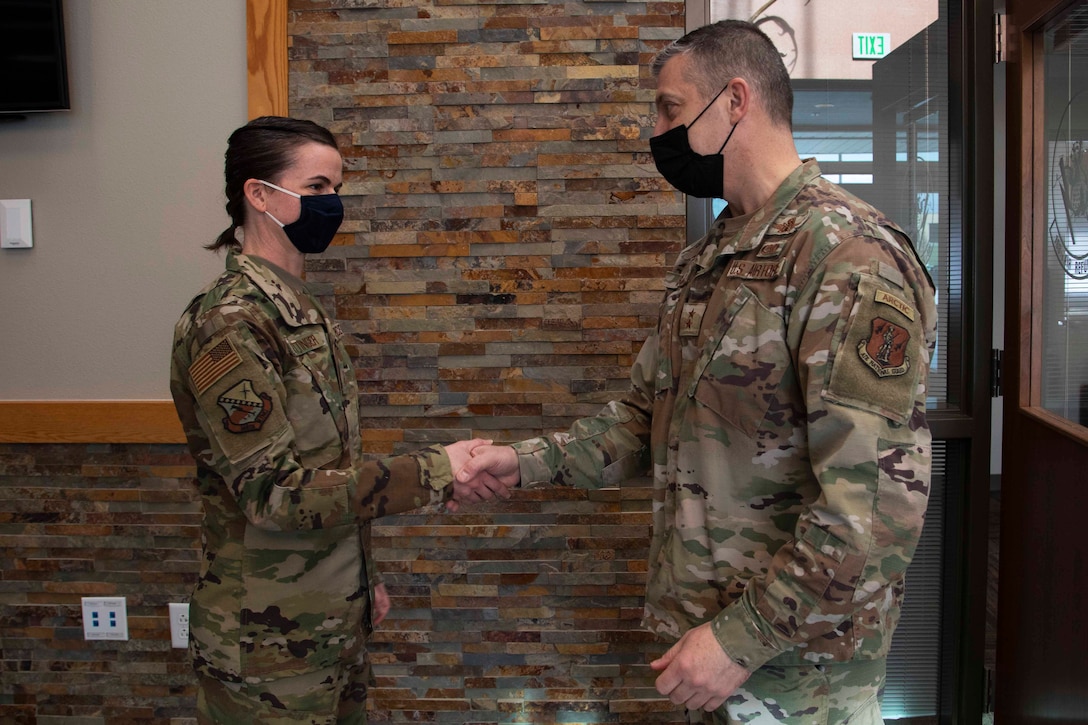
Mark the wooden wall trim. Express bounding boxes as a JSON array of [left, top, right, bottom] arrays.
[[247, 0, 289, 118], [2, 2, 286, 444], [0, 401, 185, 444]]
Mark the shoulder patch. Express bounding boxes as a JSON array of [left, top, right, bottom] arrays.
[[217, 379, 274, 434], [824, 274, 924, 424], [189, 337, 242, 394], [858, 318, 912, 377], [875, 289, 916, 321]]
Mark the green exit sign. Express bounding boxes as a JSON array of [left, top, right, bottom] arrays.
[[852, 32, 891, 59]]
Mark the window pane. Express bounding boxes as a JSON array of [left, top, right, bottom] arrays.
[[1041, 4, 1088, 426], [708, 1, 951, 411]]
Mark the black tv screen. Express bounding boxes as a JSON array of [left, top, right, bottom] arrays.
[[0, 0, 69, 115]]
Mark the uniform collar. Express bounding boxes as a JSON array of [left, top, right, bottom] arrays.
[[228, 251, 327, 328], [703, 159, 822, 263]]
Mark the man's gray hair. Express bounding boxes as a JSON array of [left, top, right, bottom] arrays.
[[652, 20, 793, 129]]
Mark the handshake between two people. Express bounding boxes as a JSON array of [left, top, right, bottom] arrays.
[[443, 439, 522, 513], [439, 439, 751, 710]]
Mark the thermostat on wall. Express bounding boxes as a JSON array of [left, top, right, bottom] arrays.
[[1, 199, 33, 249]]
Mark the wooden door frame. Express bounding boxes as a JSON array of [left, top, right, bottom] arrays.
[[999, 0, 1088, 719], [1006, 0, 1088, 441]]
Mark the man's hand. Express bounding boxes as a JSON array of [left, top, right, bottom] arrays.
[[372, 583, 391, 626], [650, 622, 750, 712], [444, 439, 513, 512], [458, 444, 521, 485]]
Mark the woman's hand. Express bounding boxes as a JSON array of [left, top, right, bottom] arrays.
[[444, 438, 514, 512]]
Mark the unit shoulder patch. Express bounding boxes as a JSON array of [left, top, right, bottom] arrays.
[[217, 379, 274, 434], [824, 274, 925, 424], [858, 318, 911, 378]]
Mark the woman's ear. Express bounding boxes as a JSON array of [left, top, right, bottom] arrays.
[[242, 178, 268, 213]]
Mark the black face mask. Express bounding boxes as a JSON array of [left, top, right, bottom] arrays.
[[261, 180, 344, 255], [649, 84, 739, 199]]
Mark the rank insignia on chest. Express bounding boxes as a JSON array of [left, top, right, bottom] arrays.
[[217, 379, 274, 433], [679, 303, 706, 336], [771, 217, 800, 235], [858, 318, 911, 377], [756, 240, 787, 258]]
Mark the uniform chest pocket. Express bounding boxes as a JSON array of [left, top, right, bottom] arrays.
[[689, 286, 792, 438], [283, 326, 343, 468]]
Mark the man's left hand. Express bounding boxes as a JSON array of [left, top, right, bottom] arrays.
[[372, 583, 391, 626], [650, 622, 750, 712]]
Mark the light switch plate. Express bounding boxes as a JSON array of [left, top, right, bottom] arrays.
[[1, 199, 33, 248]]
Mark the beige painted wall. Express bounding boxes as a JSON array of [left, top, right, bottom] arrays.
[[0, 0, 246, 400], [713, 0, 939, 80]]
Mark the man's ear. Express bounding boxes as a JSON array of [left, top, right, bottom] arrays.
[[242, 178, 269, 212], [725, 78, 751, 123]]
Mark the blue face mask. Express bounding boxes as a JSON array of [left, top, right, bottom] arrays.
[[260, 180, 344, 255]]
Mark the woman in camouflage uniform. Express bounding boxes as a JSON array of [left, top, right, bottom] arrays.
[[170, 117, 500, 724]]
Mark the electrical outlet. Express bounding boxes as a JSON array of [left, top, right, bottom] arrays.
[[81, 597, 128, 641], [168, 602, 189, 648]]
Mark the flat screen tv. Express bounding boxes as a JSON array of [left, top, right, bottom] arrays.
[[0, 0, 69, 115]]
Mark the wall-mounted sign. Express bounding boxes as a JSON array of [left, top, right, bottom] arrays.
[[852, 32, 891, 60]]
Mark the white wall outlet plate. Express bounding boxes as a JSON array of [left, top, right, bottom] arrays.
[[81, 596, 129, 641], [0, 199, 33, 249], [168, 602, 189, 649]]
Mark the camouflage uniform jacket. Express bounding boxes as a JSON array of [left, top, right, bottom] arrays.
[[513, 160, 937, 671], [170, 252, 453, 683]]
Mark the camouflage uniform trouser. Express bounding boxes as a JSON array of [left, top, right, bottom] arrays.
[[195, 655, 370, 725], [689, 657, 886, 725]]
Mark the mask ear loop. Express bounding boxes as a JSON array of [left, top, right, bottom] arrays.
[[259, 179, 301, 199], [716, 117, 740, 154], [258, 180, 298, 228], [687, 80, 733, 129]]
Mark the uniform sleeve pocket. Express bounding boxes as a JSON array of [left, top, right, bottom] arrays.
[[193, 331, 290, 465], [761, 522, 851, 639], [824, 275, 925, 425]]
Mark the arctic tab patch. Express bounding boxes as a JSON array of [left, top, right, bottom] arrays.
[[875, 289, 916, 321]]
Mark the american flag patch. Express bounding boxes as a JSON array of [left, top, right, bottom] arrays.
[[189, 337, 242, 394]]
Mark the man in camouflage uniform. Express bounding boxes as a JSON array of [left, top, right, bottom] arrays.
[[458, 20, 937, 724], [171, 117, 501, 724]]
